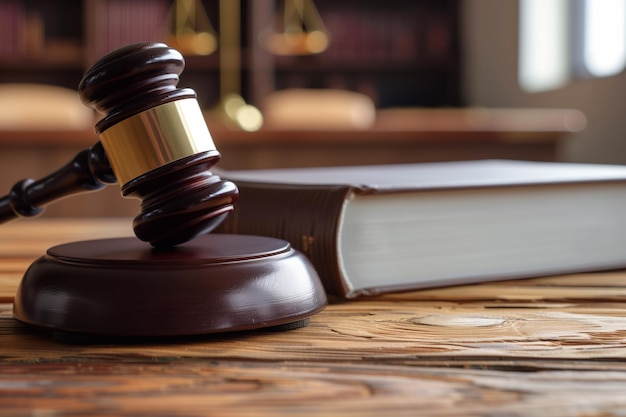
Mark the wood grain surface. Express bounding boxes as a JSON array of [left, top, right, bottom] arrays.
[[1, 219, 626, 416]]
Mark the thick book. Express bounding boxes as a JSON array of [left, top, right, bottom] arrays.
[[215, 160, 626, 298]]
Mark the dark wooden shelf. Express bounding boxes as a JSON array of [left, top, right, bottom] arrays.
[[0, 0, 462, 108], [0, 57, 83, 71], [274, 57, 454, 73], [181, 54, 221, 71], [0, 129, 96, 147], [0, 107, 584, 149], [204, 108, 584, 169]]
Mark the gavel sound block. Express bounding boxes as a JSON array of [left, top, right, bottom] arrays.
[[7, 43, 327, 339]]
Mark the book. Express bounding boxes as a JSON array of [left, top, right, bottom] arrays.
[[215, 160, 626, 298]]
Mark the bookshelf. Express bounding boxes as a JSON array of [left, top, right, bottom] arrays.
[[0, 0, 468, 218], [0, 0, 461, 109], [267, 0, 461, 108]]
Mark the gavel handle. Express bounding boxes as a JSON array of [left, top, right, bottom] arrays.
[[0, 142, 117, 223]]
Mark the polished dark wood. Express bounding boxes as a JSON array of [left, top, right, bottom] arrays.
[[0, 142, 114, 223], [3, 43, 327, 338], [78, 42, 196, 134], [13, 233, 327, 338], [80, 42, 238, 247], [0, 42, 239, 247]]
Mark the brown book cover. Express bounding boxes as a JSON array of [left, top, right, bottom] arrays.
[[216, 160, 626, 298]]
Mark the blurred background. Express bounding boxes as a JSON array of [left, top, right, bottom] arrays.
[[0, 0, 623, 216]]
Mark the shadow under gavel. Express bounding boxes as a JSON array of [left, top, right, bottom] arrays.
[[0, 42, 238, 247]]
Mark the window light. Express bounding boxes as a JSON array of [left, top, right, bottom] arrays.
[[518, 0, 569, 93], [583, 0, 626, 77]]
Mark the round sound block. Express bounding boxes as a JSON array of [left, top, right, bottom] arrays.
[[13, 234, 327, 338]]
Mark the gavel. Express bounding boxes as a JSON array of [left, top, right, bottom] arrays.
[[7, 42, 327, 339], [0, 42, 238, 247]]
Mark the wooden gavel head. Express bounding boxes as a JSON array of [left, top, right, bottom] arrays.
[[78, 42, 238, 247]]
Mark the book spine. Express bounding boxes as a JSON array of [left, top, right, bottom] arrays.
[[0, 1, 23, 59], [216, 183, 352, 297]]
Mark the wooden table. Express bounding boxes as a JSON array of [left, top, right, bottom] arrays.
[[1, 218, 626, 416]]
